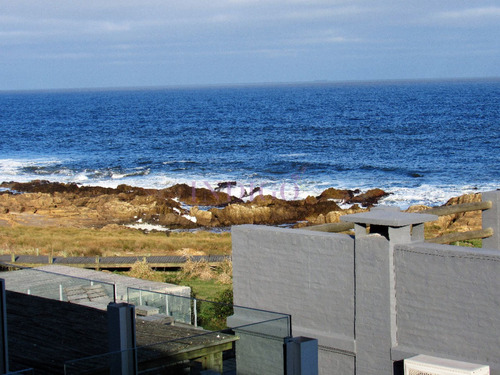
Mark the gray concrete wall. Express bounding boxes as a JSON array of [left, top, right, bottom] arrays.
[[231, 194, 500, 374], [355, 234, 395, 375], [231, 225, 355, 375], [393, 242, 500, 373]]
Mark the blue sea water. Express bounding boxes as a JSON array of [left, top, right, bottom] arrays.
[[1, 79, 499, 209]]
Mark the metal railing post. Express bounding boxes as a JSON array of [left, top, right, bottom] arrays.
[[108, 303, 137, 375], [0, 279, 9, 374]]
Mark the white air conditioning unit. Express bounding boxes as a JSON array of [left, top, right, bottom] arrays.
[[404, 354, 489, 375]]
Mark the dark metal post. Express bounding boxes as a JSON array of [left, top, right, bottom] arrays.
[[285, 337, 318, 375], [0, 279, 9, 374], [108, 302, 137, 375]]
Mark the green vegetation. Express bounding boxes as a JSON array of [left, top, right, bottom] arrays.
[[451, 238, 482, 248], [127, 259, 233, 330], [0, 226, 231, 257], [196, 288, 234, 330]]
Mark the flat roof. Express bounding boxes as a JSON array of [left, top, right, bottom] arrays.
[[1, 265, 190, 304]]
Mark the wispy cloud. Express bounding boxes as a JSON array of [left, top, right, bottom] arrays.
[[0, 0, 499, 89], [426, 6, 500, 27], [287, 30, 364, 46], [283, 5, 369, 20], [437, 7, 500, 20]]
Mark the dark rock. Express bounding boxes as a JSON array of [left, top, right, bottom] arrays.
[[215, 181, 237, 191], [161, 184, 242, 206], [348, 188, 390, 207], [207, 193, 342, 227], [242, 187, 261, 198], [317, 188, 354, 202]]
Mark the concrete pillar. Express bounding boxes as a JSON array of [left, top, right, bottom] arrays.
[[108, 303, 137, 375], [341, 209, 437, 375], [482, 190, 500, 250], [0, 280, 8, 375]]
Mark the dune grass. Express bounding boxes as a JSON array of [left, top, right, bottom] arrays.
[[125, 259, 232, 302], [0, 226, 231, 257]]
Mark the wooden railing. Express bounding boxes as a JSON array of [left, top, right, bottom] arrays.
[[301, 200, 494, 245], [422, 200, 493, 244]]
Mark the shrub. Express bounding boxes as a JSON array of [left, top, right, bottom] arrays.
[[197, 288, 234, 330], [128, 259, 163, 281]]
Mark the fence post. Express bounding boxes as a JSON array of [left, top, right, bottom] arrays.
[[193, 298, 198, 327], [482, 190, 500, 250], [0, 279, 9, 374], [108, 303, 137, 375]]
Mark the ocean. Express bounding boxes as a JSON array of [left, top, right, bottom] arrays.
[[1, 79, 499, 209]]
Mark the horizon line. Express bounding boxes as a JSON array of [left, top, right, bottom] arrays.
[[1, 76, 500, 94]]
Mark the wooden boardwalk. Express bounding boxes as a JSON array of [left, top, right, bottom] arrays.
[[0, 254, 230, 270]]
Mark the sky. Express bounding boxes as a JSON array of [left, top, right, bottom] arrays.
[[1, 0, 499, 91]]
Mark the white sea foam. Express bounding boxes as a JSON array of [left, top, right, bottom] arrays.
[[0, 158, 64, 182], [74, 173, 89, 181], [1, 158, 498, 210]]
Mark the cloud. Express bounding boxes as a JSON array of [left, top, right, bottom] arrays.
[[283, 5, 369, 20], [1, 0, 499, 89], [286, 30, 364, 46], [437, 7, 500, 19], [429, 6, 500, 26]]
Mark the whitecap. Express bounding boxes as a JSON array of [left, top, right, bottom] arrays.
[[0, 157, 66, 182]]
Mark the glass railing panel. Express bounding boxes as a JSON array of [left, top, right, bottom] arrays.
[[65, 318, 289, 375], [126, 287, 291, 334], [64, 293, 291, 375], [127, 287, 191, 324], [126, 287, 291, 375], [227, 310, 291, 375], [0, 265, 115, 306]]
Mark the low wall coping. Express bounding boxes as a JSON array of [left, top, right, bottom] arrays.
[[341, 210, 438, 227]]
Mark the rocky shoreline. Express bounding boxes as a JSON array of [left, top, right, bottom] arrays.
[[0, 180, 390, 230], [0, 180, 482, 238]]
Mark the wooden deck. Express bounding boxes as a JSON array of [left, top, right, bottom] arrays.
[[6, 291, 237, 374]]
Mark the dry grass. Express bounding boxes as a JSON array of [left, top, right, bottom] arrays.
[[216, 258, 233, 284], [127, 259, 164, 282], [0, 226, 231, 257], [180, 257, 214, 280], [177, 257, 233, 284]]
